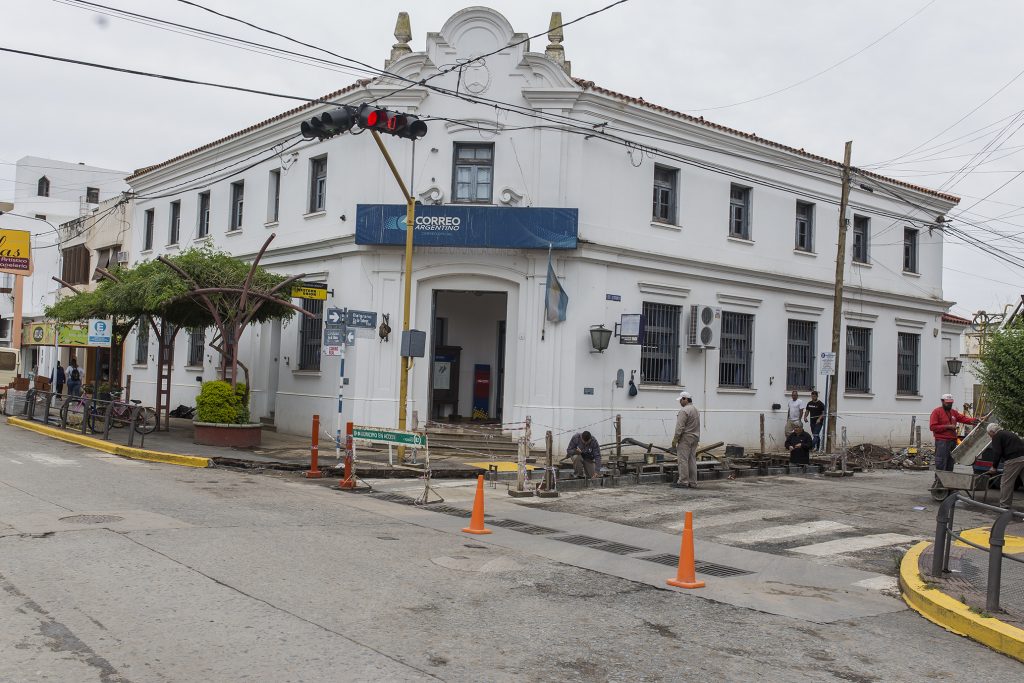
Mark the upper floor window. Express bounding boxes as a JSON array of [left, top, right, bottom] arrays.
[[143, 208, 154, 251], [93, 244, 122, 280], [729, 185, 751, 239], [903, 227, 919, 273], [61, 244, 90, 285], [309, 157, 327, 213], [852, 214, 869, 263], [198, 191, 211, 238], [37, 176, 50, 197], [719, 311, 754, 388], [168, 201, 181, 245], [86, 187, 99, 204], [795, 201, 814, 252], [268, 169, 281, 223], [640, 302, 680, 385], [453, 143, 493, 203], [230, 181, 244, 231], [652, 165, 679, 224]]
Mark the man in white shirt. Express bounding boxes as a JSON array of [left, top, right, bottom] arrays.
[[785, 389, 805, 439]]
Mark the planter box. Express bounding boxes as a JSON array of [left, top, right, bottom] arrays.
[[193, 421, 263, 448]]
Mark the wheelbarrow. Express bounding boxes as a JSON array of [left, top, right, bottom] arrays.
[[929, 469, 999, 502]]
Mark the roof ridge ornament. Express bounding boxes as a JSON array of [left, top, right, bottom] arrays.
[[545, 12, 571, 75], [386, 11, 412, 67]]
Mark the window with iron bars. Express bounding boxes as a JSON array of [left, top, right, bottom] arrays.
[[188, 327, 205, 367], [845, 326, 871, 393], [719, 311, 754, 388], [135, 320, 149, 365], [786, 319, 816, 390], [298, 292, 324, 371], [897, 332, 920, 395], [640, 302, 680, 385]]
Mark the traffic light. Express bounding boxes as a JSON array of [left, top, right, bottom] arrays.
[[300, 106, 356, 140], [356, 104, 428, 140]]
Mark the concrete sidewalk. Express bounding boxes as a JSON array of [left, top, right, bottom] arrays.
[[900, 531, 1024, 663]]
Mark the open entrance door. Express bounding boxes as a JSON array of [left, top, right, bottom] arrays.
[[430, 290, 507, 423]]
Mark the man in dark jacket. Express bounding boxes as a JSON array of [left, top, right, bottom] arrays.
[[566, 431, 601, 479], [986, 423, 1024, 509], [785, 423, 814, 465], [53, 361, 65, 395]]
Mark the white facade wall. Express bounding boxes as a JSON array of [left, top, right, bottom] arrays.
[[125, 7, 962, 450]]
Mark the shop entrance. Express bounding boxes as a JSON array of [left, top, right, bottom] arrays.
[[430, 290, 507, 422]]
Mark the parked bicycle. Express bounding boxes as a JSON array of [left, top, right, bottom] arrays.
[[59, 389, 156, 435]]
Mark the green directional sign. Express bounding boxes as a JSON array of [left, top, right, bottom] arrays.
[[351, 426, 424, 447]]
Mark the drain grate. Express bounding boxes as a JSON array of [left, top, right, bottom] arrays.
[[487, 519, 559, 535], [553, 534, 649, 555], [420, 505, 472, 518], [59, 514, 124, 525], [370, 492, 416, 505], [640, 554, 754, 577]]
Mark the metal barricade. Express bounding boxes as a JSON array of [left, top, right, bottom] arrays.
[[931, 492, 1024, 612], [21, 389, 152, 448]]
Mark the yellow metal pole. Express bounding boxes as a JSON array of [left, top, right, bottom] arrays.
[[370, 131, 415, 463]]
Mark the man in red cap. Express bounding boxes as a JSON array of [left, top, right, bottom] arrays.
[[929, 393, 979, 472]]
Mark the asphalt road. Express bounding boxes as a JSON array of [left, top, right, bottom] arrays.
[[1, 425, 1021, 682]]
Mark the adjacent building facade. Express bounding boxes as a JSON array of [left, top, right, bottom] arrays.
[[125, 7, 963, 450]]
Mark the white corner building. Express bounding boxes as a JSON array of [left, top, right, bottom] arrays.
[[125, 7, 964, 451]]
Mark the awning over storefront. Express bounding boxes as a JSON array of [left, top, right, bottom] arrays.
[[356, 204, 578, 249]]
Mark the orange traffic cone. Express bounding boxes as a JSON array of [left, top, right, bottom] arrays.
[[667, 511, 705, 589], [462, 474, 492, 535]]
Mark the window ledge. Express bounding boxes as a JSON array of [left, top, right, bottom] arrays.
[[852, 261, 872, 268], [292, 370, 322, 377], [650, 220, 681, 232], [717, 387, 756, 394], [895, 394, 923, 400], [843, 392, 874, 399], [132, 364, 148, 369], [165, 243, 179, 250], [638, 383, 686, 392], [183, 365, 204, 372], [793, 249, 816, 257], [194, 235, 212, 244], [303, 211, 327, 220], [225, 229, 243, 236], [902, 270, 921, 277], [727, 236, 754, 245], [264, 221, 279, 228], [139, 249, 153, 256]]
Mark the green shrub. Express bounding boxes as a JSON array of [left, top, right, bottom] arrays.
[[195, 381, 250, 424]]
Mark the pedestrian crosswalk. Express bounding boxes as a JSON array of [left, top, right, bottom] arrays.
[[789, 533, 919, 557]]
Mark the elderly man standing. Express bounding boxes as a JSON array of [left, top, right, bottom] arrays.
[[986, 423, 1024, 510], [671, 391, 701, 489]]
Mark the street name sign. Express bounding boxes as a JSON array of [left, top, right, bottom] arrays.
[[352, 426, 424, 447], [326, 307, 345, 325], [346, 310, 377, 329]]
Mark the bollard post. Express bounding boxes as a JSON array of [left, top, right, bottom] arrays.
[[909, 415, 916, 446], [615, 414, 622, 457], [759, 413, 765, 455], [305, 414, 323, 478], [986, 510, 1013, 613], [125, 374, 132, 403], [915, 425, 922, 450], [932, 494, 958, 576], [538, 429, 558, 498], [339, 421, 357, 489]]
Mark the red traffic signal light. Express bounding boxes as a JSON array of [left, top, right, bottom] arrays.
[[357, 104, 427, 140], [300, 106, 356, 140]]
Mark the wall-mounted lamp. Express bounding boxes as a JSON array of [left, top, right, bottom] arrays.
[[590, 325, 612, 353], [946, 357, 963, 377]]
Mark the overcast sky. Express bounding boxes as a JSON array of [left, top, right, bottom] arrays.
[[2, 0, 1022, 318]]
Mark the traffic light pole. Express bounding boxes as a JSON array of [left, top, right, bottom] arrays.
[[370, 130, 416, 463]]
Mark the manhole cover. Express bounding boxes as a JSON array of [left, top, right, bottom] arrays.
[[59, 514, 124, 524]]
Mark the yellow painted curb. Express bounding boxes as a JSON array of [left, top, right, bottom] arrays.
[[7, 417, 211, 469], [900, 540, 1024, 662]]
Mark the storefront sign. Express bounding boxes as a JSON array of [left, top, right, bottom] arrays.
[[291, 285, 327, 300], [355, 205, 578, 249], [88, 318, 112, 347], [21, 323, 90, 347], [0, 228, 33, 275], [58, 325, 89, 347]]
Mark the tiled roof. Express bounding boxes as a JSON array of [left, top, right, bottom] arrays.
[[126, 79, 371, 181], [573, 78, 961, 204], [942, 313, 972, 326]]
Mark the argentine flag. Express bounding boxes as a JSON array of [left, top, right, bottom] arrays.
[[545, 251, 568, 323]]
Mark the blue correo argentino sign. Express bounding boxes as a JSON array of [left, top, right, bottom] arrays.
[[355, 204, 578, 249]]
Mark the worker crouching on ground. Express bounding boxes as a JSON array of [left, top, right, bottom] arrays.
[[672, 391, 700, 489], [986, 423, 1024, 510], [567, 431, 601, 479], [929, 393, 979, 472], [785, 423, 813, 465]]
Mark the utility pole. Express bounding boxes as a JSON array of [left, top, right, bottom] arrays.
[[826, 141, 853, 455]]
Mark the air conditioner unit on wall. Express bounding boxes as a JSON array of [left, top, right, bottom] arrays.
[[115, 251, 129, 263], [688, 304, 721, 348]]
